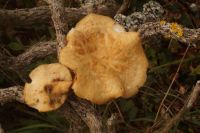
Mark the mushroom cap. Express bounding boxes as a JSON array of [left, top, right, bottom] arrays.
[[23, 63, 72, 112], [59, 14, 148, 104]]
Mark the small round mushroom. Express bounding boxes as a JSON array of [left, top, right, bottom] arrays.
[[59, 14, 148, 104], [23, 63, 72, 112]]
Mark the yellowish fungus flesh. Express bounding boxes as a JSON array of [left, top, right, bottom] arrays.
[[59, 14, 148, 104]]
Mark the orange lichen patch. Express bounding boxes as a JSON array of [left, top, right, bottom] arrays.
[[59, 14, 148, 104], [159, 20, 166, 25], [23, 63, 72, 112], [170, 23, 183, 37]]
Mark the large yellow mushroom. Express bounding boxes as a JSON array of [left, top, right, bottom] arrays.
[[59, 14, 148, 104], [23, 63, 72, 112]]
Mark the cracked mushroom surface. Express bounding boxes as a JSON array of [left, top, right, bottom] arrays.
[[23, 63, 72, 112], [59, 14, 148, 104]]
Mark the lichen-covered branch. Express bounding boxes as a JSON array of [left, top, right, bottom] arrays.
[[0, 3, 118, 28], [1, 1, 199, 44], [0, 86, 24, 104], [138, 22, 200, 44], [114, 1, 200, 44], [114, 1, 165, 30]]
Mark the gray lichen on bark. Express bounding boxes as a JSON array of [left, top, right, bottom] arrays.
[[114, 1, 164, 31], [0, 86, 24, 104], [114, 1, 200, 44]]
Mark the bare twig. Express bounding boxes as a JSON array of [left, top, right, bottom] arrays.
[[117, 0, 131, 14], [11, 41, 57, 70], [107, 113, 119, 133], [154, 80, 200, 133], [0, 41, 57, 79], [0, 41, 57, 84], [57, 102, 85, 133], [0, 124, 4, 133], [69, 96, 103, 133], [154, 44, 190, 122], [44, 0, 68, 53]]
